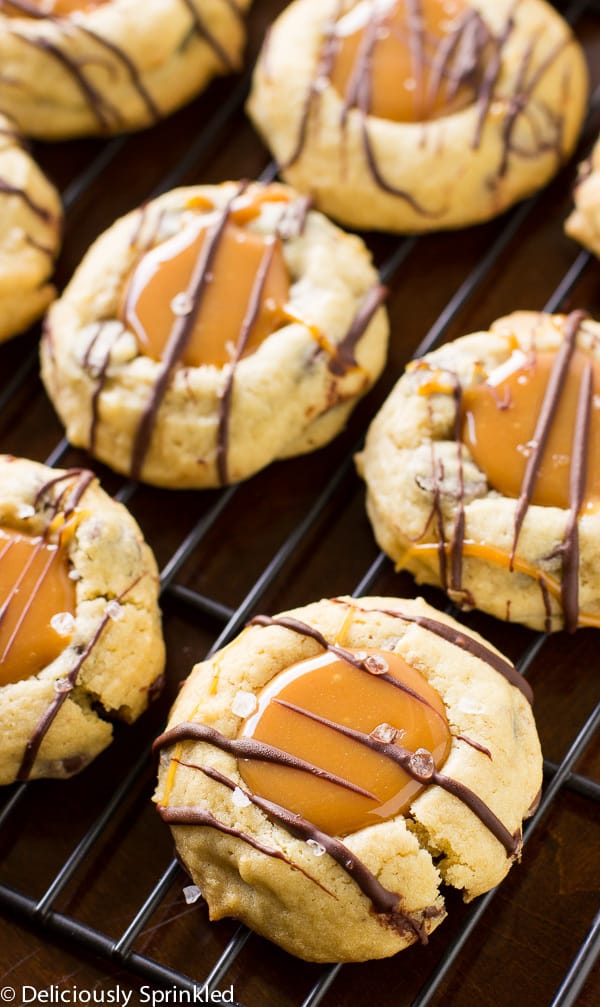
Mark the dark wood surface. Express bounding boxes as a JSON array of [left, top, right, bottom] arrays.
[[0, 2, 599, 1005]]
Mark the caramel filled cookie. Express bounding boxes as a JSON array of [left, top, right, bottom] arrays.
[[357, 310, 600, 632], [565, 134, 600, 259], [0, 113, 61, 341], [41, 180, 388, 488], [247, 0, 588, 233], [0, 0, 250, 139], [154, 595, 541, 962], [0, 455, 164, 784]]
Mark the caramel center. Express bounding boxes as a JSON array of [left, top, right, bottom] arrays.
[[238, 647, 451, 836], [329, 0, 483, 123], [1, 0, 108, 16], [121, 217, 290, 369], [462, 348, 600, 511], [0, 526, 77, 687]]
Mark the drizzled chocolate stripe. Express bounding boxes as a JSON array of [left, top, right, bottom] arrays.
[[216, 238, 278, 486], [153, 721, 377, 801], [178, 0, 236, 71], [472, 11, 515, 149], [273, 698, 518, 855], [561, 360, 593, 633], [13, 33, 120, 131], [17, 575, 141, 781], [511, 310, 587, 566], [130, 185, 244, 481], [249, 613, 446, 718], [362, 604, 533, 703], [0, 542, 56, 663], [155, 727, 419, 925], [328, 284, 387, 377], [74, 24, 161, 123], [0, 178, 53, 222], [33, 468, 95, 518]]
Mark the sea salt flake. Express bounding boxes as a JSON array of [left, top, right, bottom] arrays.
[[68, 569, 82, 581], [105, 600, 124, 621], [307, 839, 326, 857], [409, 748, 435, 780], [170, 291, 194, 316], [51, 612, 75, 636], [54, 677, 73, 695], [232, 786, 251, 808], [16, 503, 35, 519], [183, 885, 202, 905], [354, 651, 368, 661], [370, 722, 401, 745], [231, 690, 257, 718], [363, 654, 389, 676]]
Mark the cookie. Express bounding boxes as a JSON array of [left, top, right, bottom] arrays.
[[565, 134, 600, 259], [0, 113, 61, 341], [0, 455, 165, 784], [153, 594, 541, 963], [0, 0, 250, 139], [247, 0, 588, 233], [41, 180, 388, 488], [357, 310, 600, 632]]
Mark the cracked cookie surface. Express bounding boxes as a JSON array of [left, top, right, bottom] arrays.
[[247, 0, 587, 233], [0, 0, 250, 139], [41, 180, 388, 488], [0, 113, 61, 341], [0, 454, 165, 784], [154, 594, 541, 962], [357, 310, 600, 632]]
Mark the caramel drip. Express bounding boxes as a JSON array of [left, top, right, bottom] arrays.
[[129, 186, 244, 481], [330, 0, 483, 124], [0, 527, 76, 687], [510, 312, 588, 560], [216, 237, 280, 485], [238, 648, 451, 835], [246, 612, 521, 852], [280, 1, 570, 203]]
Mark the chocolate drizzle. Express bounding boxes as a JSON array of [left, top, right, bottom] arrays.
[[0, 178, 53, 222], [178, 0, 237, 71], [277, 0, 572, 206], [328, 284, 387, 377], [216, 237, 278, 486], [130, 185, 244, 481], [510, 311, 587, 565]]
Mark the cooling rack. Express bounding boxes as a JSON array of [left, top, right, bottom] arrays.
[[0, 1, 599, 1005]]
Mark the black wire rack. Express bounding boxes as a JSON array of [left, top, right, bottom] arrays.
[[0, 2, 599, 1005]]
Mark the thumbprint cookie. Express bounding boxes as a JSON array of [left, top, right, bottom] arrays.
[[0, 0, 250, 139], [566, 134, 600, 260], [154, 595, 541, 962], [0, 455, 164, 784], [0, 113, 61, 341], [357, 310, 600, 632], [247, 0, 588, 233], [41, 180, 388, 488]]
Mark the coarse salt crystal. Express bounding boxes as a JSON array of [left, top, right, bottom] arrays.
[[105, 600, 124, 621], [363, 654, 388, 675], [232, 786, 251, 808], [17, 503, 35, 519], [50, 612, 75, 636], [54, 677, 72, 695], [307, 839, 326, 857], [370, 722, 401, 745], [68, 569, 82, 581], [170, 291, 193, 316], [183, 885, 202, 905], [231, 690, 257, 718]]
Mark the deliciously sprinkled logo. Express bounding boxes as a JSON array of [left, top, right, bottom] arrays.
[[11, 985, 235, 1005]]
